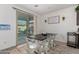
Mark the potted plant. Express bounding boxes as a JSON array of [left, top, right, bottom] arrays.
[[75, 5, 79, 25], [75, 5, 79, 12]]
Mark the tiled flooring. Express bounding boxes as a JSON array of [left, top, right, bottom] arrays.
[[4, 41, 79, 54]]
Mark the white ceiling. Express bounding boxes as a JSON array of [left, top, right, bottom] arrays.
[[16, 4, 73, 15]]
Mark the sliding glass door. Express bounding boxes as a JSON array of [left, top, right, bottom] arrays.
[[17, 11, 34, 45]]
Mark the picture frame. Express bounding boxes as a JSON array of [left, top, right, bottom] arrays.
[[0, 24, 10, 30], [48, 16, 60, 24]]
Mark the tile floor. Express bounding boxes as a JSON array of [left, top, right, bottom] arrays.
[[3, 41, 79, 54]]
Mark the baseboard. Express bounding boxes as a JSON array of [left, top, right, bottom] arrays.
[[1, 45, 16, 51], [1, 43, 27, 51]]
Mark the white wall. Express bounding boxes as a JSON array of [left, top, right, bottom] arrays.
[[41, 5, 78, 42], [0, 4, 16, 50], [36, 16, 44, 34], [0, 4, 39, 50]]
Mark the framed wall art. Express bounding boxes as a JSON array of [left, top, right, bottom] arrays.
[[48, 16, 60, 24], [0, 24, 10, 30]]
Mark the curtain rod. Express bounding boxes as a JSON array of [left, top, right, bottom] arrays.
[[12, 7, 34, 16]]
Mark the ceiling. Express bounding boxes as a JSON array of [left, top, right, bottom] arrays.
[[16, 4, 73, 15]]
